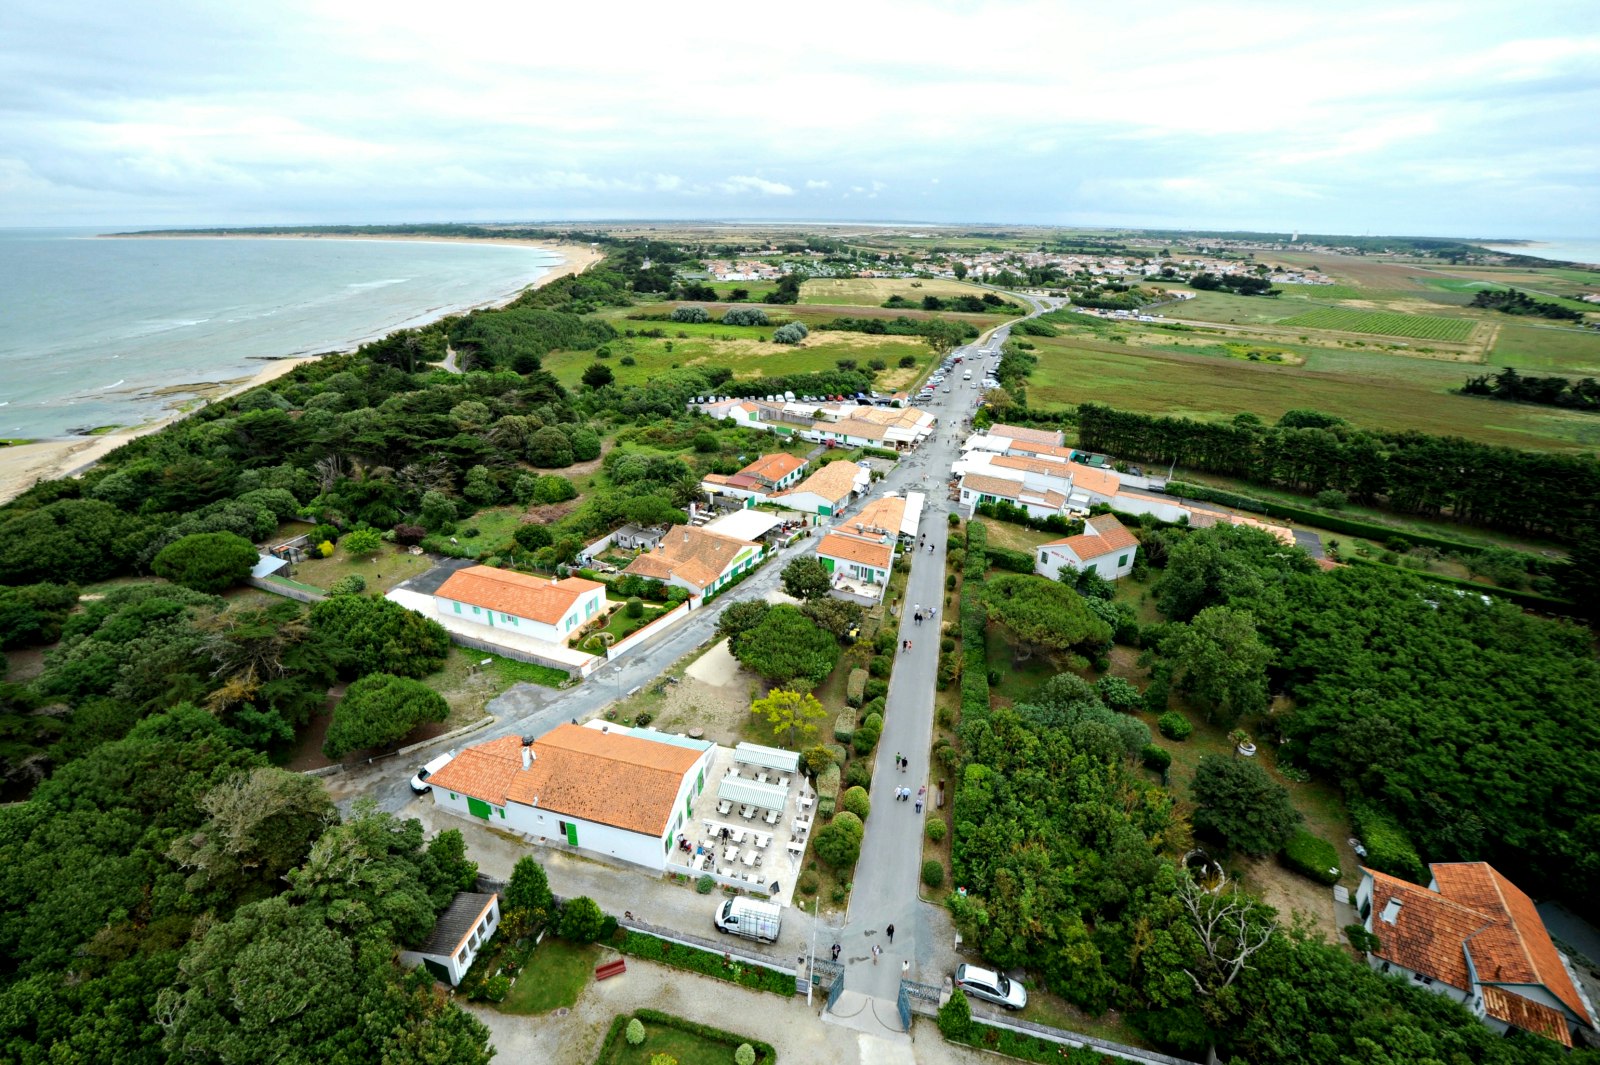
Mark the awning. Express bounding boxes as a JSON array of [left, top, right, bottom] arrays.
[[717, 777, 788, 812], [733, 742, 801, 773], [902, 492, 925, 537]]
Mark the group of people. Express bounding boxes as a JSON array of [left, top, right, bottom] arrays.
[[911, 604, 934, 627]]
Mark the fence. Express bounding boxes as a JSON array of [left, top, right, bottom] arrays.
[[444, 629, 588, 680], [606, 599, 695, 661], [248, 574, 325, 603], [909, 997, 1199, 1065]]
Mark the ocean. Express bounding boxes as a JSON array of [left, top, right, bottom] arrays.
[[0, 229, 562, 440], [1478, 239, 1600, 267]]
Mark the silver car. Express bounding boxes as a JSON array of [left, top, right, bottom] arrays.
[[955, 963, 1027, 1010]]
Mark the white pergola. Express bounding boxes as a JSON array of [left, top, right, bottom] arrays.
[[733, 742, 800, 774]]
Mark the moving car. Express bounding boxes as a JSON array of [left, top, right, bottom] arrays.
[[954, 963, 1027, 1010], [410, 750, 457, 793]]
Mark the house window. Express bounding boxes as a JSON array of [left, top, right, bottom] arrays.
[[1118, 554, 1129, 567], [471, 605, 481, 615], [566, 615, 575, 630], [1039, 552, 1048, 564], [453, 602, 462, 614]]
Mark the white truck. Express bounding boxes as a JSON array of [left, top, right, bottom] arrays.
[[713, 897, 782, 943]]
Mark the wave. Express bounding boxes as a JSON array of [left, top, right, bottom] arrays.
[[101, 379, 125, 390], [346, 278, 410, 290]]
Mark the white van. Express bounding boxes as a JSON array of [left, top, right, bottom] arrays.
[[410, 750, 456, 793], [713, 897, 782, 943], [963, 370, 972, 381]]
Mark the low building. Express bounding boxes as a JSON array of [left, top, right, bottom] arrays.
[[774, 460, 869, 517], [817, 531, 895, 599], [1035, 514, 1139, 580], [623, 525, 765, 598], [425, 723, 718, 871], [433, 566, 606, 643], [957, 472, 1069, 521], [613, 524, 666, 551], [842, 495, 907, 542], [700, 452, 809, 506], [1356, 863, 1596, 1047], [988, 423, 1065, 448], [399, 892, 500, 986]]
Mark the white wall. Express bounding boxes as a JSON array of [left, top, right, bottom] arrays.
[[432, 586, 604, 644]]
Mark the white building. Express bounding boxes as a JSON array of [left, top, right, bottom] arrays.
[[623, 525, 766, 598], [425, 723, 718, 872], [433, 566, 606, 643], [400, 892, 500, 986], [957, 472, 1069, 521], [1035, 514, 1140, 581], [774, 460, 869, 517], [817, 531, 895, 600]]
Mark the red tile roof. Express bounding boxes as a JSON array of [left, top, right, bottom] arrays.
[[1481, 987, 1572, 1048], [740, 452, 805, 484], [623, 526, 760, 592], [435, 567, 603, 625], [1042, 517, 1137, 563], [818, 532, 894, 569], [990, 423, 1064, 447], [427, 725, 703, 836]]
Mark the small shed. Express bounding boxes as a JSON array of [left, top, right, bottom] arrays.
[[250, 553, 289, 579], [614, 524, 666, 551], [399, 891, 500, 986]]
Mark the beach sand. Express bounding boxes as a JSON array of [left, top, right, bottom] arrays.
[[0, 239, 602, 505]]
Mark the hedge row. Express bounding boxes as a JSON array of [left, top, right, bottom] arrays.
[[816, 763, 841, 819], [959, 521, 992, 729], [612, 931, 795, 996], [630, 1008, 777, 1064], [832, 706, 858, 743], [1166, 481, 1553, 568], [1280, 828, 1341, 885], [1350, 799, 1425, 883], [1343, 556, 1577, 615], [985, 545, 1035, 573]]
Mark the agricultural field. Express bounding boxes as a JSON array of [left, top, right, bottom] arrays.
[[1489, 322, 1600, 373], [1275, 307, 1477, 341], [1021, 333, 1600, 451]]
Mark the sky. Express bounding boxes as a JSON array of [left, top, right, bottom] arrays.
[[2, 0, 1597, 237]]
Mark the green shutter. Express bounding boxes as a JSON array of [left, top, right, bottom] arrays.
[[466, 797, 491, 819], [1118, 554, 1129, 567], [565, 822, 579, 846]]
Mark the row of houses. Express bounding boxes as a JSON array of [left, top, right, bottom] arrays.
[[702, 452, 870, 518], [696, 397, 937, 451]]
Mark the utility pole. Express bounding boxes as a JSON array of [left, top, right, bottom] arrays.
[[806, 895, 819, 1005]]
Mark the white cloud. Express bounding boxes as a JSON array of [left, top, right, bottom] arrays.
[[719, 175, 795, 196], [805, 179, 830, 189]]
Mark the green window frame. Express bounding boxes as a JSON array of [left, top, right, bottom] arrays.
[[1118, 554, 1129, 567], [453, 602, 462, 614]]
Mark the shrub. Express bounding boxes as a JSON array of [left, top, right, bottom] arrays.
[[938, 988, 972, 1040], [1142, 745, 1172, 773], [799, 872, 820, 895], [864, 678, 889, 701], [832, 706, 858, 743], [948, 512, 960, 527], [151, 531, 259, 593], [1281, 828, 1341, 885], [482, 974, 511, 1002], [626, 1019, 647, 1045], [620, 354, 636, 366], [1157, 711, 1192, 740], [946, 573, 957, 589], [814, 811, 864, 870], [841, 785, 871, 820], [922, 859, 945, 888], [735, 1044, 756, 1065], [1350, 799, 1426, 883], [851, 723, 880, 756], [721, 307, 770, 327], [869, 655, 892, 678], [670, 305, 710, 323], [558, 895, 607, 943], [328, 574, 367, 597], [772, 322, 809, 344], [846, 668, 868, 707], [696, 875, 716, 894], [626, 596, 644, 618], [844, 761, 872, 790], [1096, 676, 1143, 713], [926, 819, 946, 843]]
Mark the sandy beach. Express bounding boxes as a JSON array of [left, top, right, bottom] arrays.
[[0, 238, 602, 505]]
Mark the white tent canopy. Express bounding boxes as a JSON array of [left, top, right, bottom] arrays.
[[902, 491, 926, 537], [717, 776, 788, 812], [705, 509, 785, 542], [733, 742, 800, 774]]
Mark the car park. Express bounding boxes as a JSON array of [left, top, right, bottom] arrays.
[[955, 963, 1027, 1010]]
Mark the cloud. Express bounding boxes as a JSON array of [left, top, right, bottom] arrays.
[[719, 175, 794, 196], [805, 179, 830, 189]]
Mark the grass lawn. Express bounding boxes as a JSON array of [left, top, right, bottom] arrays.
[[1489, 321, 1600, 373], [272, 543, 433, 595], [979, 519, 1057, 556], [498, 937, 597, 1014], [600, 1014, 770, 1065], [576, 603, 672, 653], [799, 276, 1003, 307], [457, 505, 533, 551], [422, 646, 567, 724]]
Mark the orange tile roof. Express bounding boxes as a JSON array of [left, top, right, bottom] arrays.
[[826, 418, 891, 441], [1068, 463, 1121, 499], [990, 423, 1064, 447], [1007, 441, 1075, 462], [428, 725, 703, 836], [818, 532, 894, 569], [1085, 515, 1138, 552], [740, 452, 806, 483], [847, 496, 906, 537], [961, 472, 1029, 499], [779, 460, 862, 504], [435, 567, 603, 625], [1481, 987, 1572, 1047], [992, 454, 1073, 479], [1041, 517, 1138, 563], [1363, 867, 1487, 994], [623, 526, 759, 592]]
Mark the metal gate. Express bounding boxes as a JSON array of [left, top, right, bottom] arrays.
[[898, 979, 943, 1031], [812, 959, 846, 1011]]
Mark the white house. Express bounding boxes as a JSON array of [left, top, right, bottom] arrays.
[[1356, 863, 1595, 1048], [774, 460, 869, 517], [433, 566, 606, 643], [958, 472, 1069, 521], [817, 531, 895, 600], [1035, 514, 1139, 580], [623, 525, 765, 598], [425, 723, 718, 872], [701, 451, 808, 505], [400, 892, 500, 986]]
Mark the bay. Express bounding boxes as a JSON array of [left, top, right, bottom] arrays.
[[0, 229, 560, 439]]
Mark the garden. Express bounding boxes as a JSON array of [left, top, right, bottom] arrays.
[[596, 1009, 775, 1065]]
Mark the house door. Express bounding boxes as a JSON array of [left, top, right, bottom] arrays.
[[466, 797, 492, 820], [563, 821, 579, 846]]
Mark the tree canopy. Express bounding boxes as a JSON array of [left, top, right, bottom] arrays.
[[982, 573, 1112, 663], [730, 605, 840, 689], [322, 673, 449, 759]]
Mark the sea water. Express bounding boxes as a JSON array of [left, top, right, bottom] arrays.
[[0, 229, 561, 439]]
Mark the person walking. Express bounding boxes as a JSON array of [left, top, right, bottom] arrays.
[[901, 959, 911, 977], [831, 943, 841, 963], [886, 923, 895, 944], [872, 944, 882, 965]]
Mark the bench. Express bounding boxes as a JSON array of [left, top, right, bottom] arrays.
[[595, 959, 627, 981]]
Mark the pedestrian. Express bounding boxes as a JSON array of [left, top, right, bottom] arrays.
[[907, 639, 912, 652], [872, 944, 882, 965], [902, 959, 910, 977], [832, 943, 841, 963], [895, 751, 902, 767], [887, 923, 895, 944]]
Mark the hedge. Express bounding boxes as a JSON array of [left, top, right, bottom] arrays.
[[1157, 711, 1192, 740], [985, 546, 1036, 573], [816, 763, 841, 818], [1350, 799, 1425, 883], [862, 446, 900, 461], [612, 932, 794, 997], [1343, 556, 1578, 615], [1280, 828, 1341, 885], [832, 706, 858, 743], [846, 668, 868, 707], [958, 522, 993, 729], [945, 1021, 1112, 1065]]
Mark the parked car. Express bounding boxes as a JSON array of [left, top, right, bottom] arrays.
[[410, 750, 457, 794], [714, 898, 782, 943], [955, 964, 1027, 1010]]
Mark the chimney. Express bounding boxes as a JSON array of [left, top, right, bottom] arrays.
[[522, 747, 531, 771]]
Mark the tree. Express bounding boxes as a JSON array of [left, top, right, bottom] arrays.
[[923, 319, 968, 358], [0, 581, 79, 649], [1190, 754, 1301, 856], [982, 574, 1112, 663], [167, 766, 336, 901], [527, 426, 575, 468], [752, 688, 828, 748], [0, 497, 144, 585], [813, 810, 864, 869], [716, 598, 770, 642], [952, 261, 969, 279], [504, 855, 555, 937], [840, 785, 871, 820], [799, 596, 863, 639], [1177, 877, 1277, 999], [152, 531, 259, 593], [309, 594, 450, 678], [322, 673, 449, 759], [730, 605, 840, 688], [627, 1018, 647, 1045], [341, 527, 383, 559], [514, 523, 553, 551], [1161, 606, 1272, 725], [582, 362, 615, 389], [898, 354, 917, 368], [462, 465, 499, 504], [558, 895, 606, 942], [532, 475, 577, 504], [938, 987, 972, 1039], [781, 556, 831, 600]]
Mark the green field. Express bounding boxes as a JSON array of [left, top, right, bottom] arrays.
[[798, 276, 1000, 307], [1489, 322, 1600, 373], [1023, 335, 1600, 451], [1275, 308, 1475, 341]]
